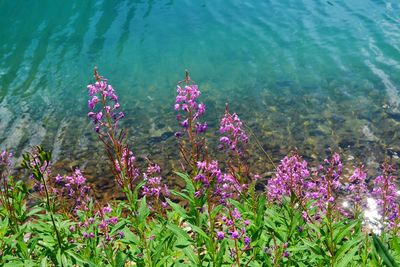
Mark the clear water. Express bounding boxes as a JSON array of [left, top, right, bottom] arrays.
[[1, 1, 400, 183]]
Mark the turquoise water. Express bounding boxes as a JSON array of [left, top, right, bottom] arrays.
[[1, 1, 400, 183]]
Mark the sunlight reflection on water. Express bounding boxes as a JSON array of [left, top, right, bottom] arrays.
[[364, 197, 382, 235]]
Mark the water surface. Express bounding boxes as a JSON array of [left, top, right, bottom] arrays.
[[1, 0, 400, 189]]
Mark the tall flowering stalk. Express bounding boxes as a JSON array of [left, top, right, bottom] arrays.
[[191, 158, 251, 265], [306, 153, 343, 219], [87, 69, 169, 265], [174, 70, 207, 169], [371, 161, 399, 231], [219, 104, 249, 183], [307, 153, 343, 265], [87, 68, 140, 205], [174, 73, 263, 265], [342, 165, 368, 218], [21, 146, 63, 250], [0, 151, 12, 206], [0, 150, 19, 231]]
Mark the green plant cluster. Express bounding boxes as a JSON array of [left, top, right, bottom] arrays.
[[0, 151, 400, 266]]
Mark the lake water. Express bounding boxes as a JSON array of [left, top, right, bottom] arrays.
[[1, 0, 400, 189]]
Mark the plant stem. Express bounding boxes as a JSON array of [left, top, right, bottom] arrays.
[[41, 172, 63, 251]]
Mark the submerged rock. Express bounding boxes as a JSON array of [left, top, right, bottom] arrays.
[[386, 111, 400, 122], [146, 131, 174, 145], [361, 125, 378, 141]]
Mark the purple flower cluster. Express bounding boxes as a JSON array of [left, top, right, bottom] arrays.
[[347, 166, 368, 202], [267, 154, 310, 202], [114, 147, 140, 189], [195, 160, 221, 189], [341, 166, 368, 216], [267, 152, 400, 226], [217, 208, 251, 251], [87, 71, 124, 133], [27, 148, 52, 192], [54, 169, 91, 214], [264, 243, 290, 262], [216, 173, 243, 205], [371, 162, 399, 229], [305, 153, 343, 218], [267, 152, 346, 220], [142, 163, 169, 200], [196, 160, 242, 203], [98, 206, 119, 242], [219, 107, 248, 153], [77, 204, 120, 243], [174, 83, 207, 136]]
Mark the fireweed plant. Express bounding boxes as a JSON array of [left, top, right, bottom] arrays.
[[1, 70, 400, 266]]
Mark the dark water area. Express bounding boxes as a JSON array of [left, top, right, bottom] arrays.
[[1, 0, 400, 195]]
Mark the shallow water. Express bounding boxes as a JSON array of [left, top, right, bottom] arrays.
[[1, 1, 400, 191]]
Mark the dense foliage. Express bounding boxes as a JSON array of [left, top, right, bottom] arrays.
[[1, 69, 400, 266]]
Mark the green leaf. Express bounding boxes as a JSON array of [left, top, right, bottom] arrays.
[[174, 172, 195, 196], [175, 236, 192, 248], [170, 190, 193, 203], [210, 205, 223, 219], [4, 261, 27, 267], [336, 244, 360, 267], [183, 247, 199, 265], [0, 217, 9, 238], [167, 199, 188, 219], [216, 240, 227, 267], [186, 222, 210, 241], [115, 251, 126, 267], [134, 180, 146, 197], [166, 224, 192, 242], [373, 234, 399, 267], [256, 195, 266, 226], [138, 197, 150, 224], [40, 256, 48, 267], [265, 209, 285, 225], [334, 235, 363, 263], [154, 255, 172, 267], [334, 220, 360, 244], [26, 207, 45, 218], [301, 237, 325, 256], [65, 250, 98, 267], [17, 240, 29, 259], [228, 199, 245, 214], [61, 254, 69, 267], [121, 228, 139, 244], [109, 220, 127, 235], [56, 249, 62, 266], [153, 232, 174, 262], [287, 245, 311, 252]]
